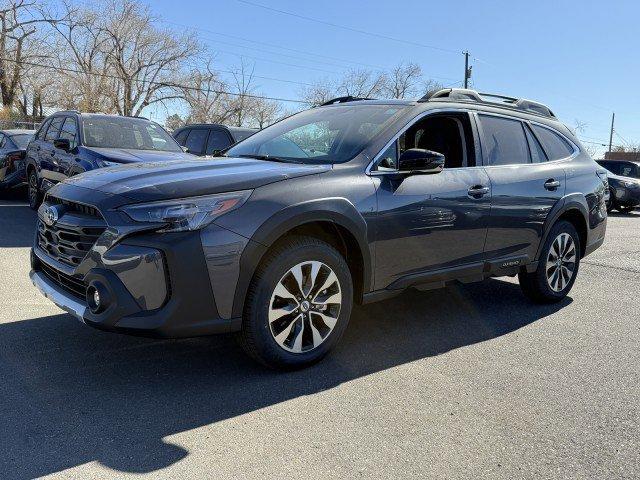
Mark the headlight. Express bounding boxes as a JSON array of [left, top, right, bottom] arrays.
[[120, 190, 252, 232]]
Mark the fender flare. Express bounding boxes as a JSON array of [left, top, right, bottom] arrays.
[[534, 193, 589, 261], [230, 197, 372, 318]]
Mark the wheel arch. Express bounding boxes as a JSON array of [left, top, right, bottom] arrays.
[[536, 194, 589, 261], [230, 198, 372, 318]]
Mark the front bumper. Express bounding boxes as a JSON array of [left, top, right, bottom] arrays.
[[31, 226, 243, 338], [613, 186, 640, 208]]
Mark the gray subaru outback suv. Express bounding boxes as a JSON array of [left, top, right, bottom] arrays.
[[30, 89, 608, 369]]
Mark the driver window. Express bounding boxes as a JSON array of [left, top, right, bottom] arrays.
[[373, 113, 474, 171]]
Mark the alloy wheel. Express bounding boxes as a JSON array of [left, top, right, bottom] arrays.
[[545, 233, 576, 292], [268, 260, 342, 353]]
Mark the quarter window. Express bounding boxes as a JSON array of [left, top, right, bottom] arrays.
[[174, 129, 188, 145], [36, 118, 51, 140], [531, 125, 574, 160], [479, 115, 530, 166]]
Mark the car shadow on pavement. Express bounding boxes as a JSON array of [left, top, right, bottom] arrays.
[[0, 279, 571, 479]]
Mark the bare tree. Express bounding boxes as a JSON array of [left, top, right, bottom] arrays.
[[0, 0, 63, 108], [382, 62, 422, 99], [181, 59, 235, 124], [250, 97, 283, 128], [229, 59, 257, 127], [101, 0, 201, 116], [337, 69, 387, 98], [164, 113, 184, 131]]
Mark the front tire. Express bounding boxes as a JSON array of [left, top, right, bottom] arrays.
[[519, 220, 581, 303], [28, 169, 41, 210], [238, 236, 353, 370]]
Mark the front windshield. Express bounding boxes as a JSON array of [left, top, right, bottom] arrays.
[[226, 104, 407, 164], [82, 117, 182, 152], [10, 134, 33, 149]]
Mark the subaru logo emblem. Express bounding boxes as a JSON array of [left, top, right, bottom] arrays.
[[44, 205, 59, 226]]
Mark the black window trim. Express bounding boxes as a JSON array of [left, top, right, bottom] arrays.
[[58, 116, 79, 150], [473, 111, 579, 167], [36, 117, 53, 141], [366, 107, 483, 175], [44, 115, 65, 143], [204, 127, 233, 155], [184, 127, 210, 155]]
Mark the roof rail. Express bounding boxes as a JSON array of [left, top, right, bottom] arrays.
[[319, 96, 374, 106], [419, 88, 556, 119]]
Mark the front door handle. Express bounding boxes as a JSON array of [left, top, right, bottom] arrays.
[[544, 179, 561, 190], [468, 185, 490, 198]]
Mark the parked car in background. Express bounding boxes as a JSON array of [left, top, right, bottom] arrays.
[[0, 129, 35, 191], [25, 112, 196, 209], [29, 89, 608, 369], [596, 159, 640, 212], [173, 124, 257, 156]]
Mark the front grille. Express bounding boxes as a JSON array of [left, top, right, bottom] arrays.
[[40, 262, 87, 299], [46, 196, 101, 218], [37, 200, 106, 267]]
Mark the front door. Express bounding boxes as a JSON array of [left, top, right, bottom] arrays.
[[370, 111, 492, 290], [476, 113, 568, 262]]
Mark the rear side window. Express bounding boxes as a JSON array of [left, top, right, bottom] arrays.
[[174, 129, 188, 145], [479, 115, 530, 166], [205, 130, 231, 154], [531, 125, 574, 160], [36, 118, 52, 140], [44, 117, 64, 142], [185, 129, 208, 154], [524, 125, 547, 163], [59, 117, 79, 149]]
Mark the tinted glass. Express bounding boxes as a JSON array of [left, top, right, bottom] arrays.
[[531, 125, 574, 160], [174, 129, 188, 145], [524, 125, 547, 163], [36, 119, 51, 140], [205, 130, 231, 154], [377, 142, 398, 170], [619, 163, 639, 178], [82, 117, 181, 152], [479, 115, 530, 166], [59, 118, 78, 149], [185, 129, 208, 154], [226, 104, 407, 164], [10, 134, 33, 149], [44, 117, 64, 142]]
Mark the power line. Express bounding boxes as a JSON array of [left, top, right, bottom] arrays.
[[3, 57, 308, 104], [235, 0, 461, 55]]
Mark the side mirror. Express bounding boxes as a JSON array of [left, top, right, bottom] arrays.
[[398, 148, 445, 174], [53, 138, 71, 152]]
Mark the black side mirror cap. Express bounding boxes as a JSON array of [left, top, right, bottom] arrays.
[[53, 138, 71, 152], [398, 148, 445, 174]]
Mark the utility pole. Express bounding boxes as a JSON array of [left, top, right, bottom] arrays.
[[463, 51, 472, 89], [608, 112, 615, 154]]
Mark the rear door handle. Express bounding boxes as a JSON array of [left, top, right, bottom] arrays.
[[544, 179, 561, 190], [468, 185, 490, 198]]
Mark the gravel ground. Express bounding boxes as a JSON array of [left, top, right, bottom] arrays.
[[0, 190, 638, 479]]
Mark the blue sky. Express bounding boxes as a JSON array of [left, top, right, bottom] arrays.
[[145, 0, 640, 157]]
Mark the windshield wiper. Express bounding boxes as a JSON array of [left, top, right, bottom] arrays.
[[237, 154, 302, 164]]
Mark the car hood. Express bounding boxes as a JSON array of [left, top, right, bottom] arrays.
[[87, 147, 195, 163], [63, 157, 331, 202]]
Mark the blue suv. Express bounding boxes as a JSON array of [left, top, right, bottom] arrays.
[[25, 112, 195, 209]]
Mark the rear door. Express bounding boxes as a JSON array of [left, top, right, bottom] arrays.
[[204, 128, 233, 155], [53, 116, 80, 177], [39, 116, 65, 184], [478, 113, 569, 263], [184, 128, 209, 156]]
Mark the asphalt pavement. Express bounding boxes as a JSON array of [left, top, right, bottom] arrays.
[[1, 189, 638, 479]]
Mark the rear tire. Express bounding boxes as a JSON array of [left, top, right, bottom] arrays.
[[519, 220, 581, 303], [28, 169, 41, 210], [238, 235, 353, 370]]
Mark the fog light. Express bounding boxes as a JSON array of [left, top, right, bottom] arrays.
[[87, 281, 111, 314]]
